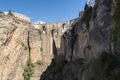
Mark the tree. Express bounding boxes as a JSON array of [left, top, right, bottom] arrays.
[[8, 9, 13, 16]]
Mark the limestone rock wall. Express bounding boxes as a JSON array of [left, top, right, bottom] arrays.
[[0, 13, 75, 80], [0, 14, 53, 80], [62, 0, 112, 61], [40, 1, 116, 80], [32, 20, 74, 56], [0, 14, 29, 80]]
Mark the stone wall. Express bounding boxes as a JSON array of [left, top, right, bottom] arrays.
[[32, 19, 75, 56]]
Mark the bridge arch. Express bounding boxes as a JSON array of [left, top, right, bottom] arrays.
[[62, 23, 67, 29], [42, 26, 46, 31]]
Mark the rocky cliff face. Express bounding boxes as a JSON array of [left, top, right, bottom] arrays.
[[41, 0, 120, 80], [0, 0, 119, 80], [0, 14, 52, 80], [0, 14, 29, 80], [62, 0, 112, 61]]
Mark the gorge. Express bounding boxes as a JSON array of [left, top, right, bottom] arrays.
[[0, 0, 120, 80]]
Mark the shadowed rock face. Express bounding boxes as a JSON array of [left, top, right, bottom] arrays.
[[62, 0, 112, 61], [40, 0, 118, 80]]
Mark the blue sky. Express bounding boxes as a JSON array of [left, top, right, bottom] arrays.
[[0, 0, 86, 22]]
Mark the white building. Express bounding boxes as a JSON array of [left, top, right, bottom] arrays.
[[4, 11, 30, 22], [33, 21, 46, 24]]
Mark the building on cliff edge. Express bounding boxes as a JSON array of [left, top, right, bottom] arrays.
[[4, 11, 30, 22]]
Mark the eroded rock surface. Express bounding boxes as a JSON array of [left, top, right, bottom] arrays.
[[0, 14, 52, 80]]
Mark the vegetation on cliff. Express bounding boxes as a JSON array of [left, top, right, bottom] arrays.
[[41, 0, 120, 80], [79, 52, 120, 80], [23, 58, 34, 80], [111, 0, 120, 54], [8, 10, 14, 16], [41, 51, 120, 80], [82, 3, 92, 30]]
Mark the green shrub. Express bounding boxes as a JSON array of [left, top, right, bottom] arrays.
[[79, 52, 120, 80], [36, 29, 42, 35], [36, 60, 44, 65], [92, 0, 100, 19], [21, 43, 28, 50], [40, 48, 43, 51], [23, 58, 34, 80], [82, 3, 93, 30], [24, 47, 28, 50], [111, 0, 120, 54], [8, 10, 14, 16]]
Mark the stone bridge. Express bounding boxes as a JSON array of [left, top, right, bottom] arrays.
[[30, 18, 78, 62], [32, 18, 78, 36]]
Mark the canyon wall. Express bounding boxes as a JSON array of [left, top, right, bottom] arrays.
[[41, 0, 120, 80], [0, 0, 118, 80], [63, 0, 112, 61], [0, 13, 74, 80]]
